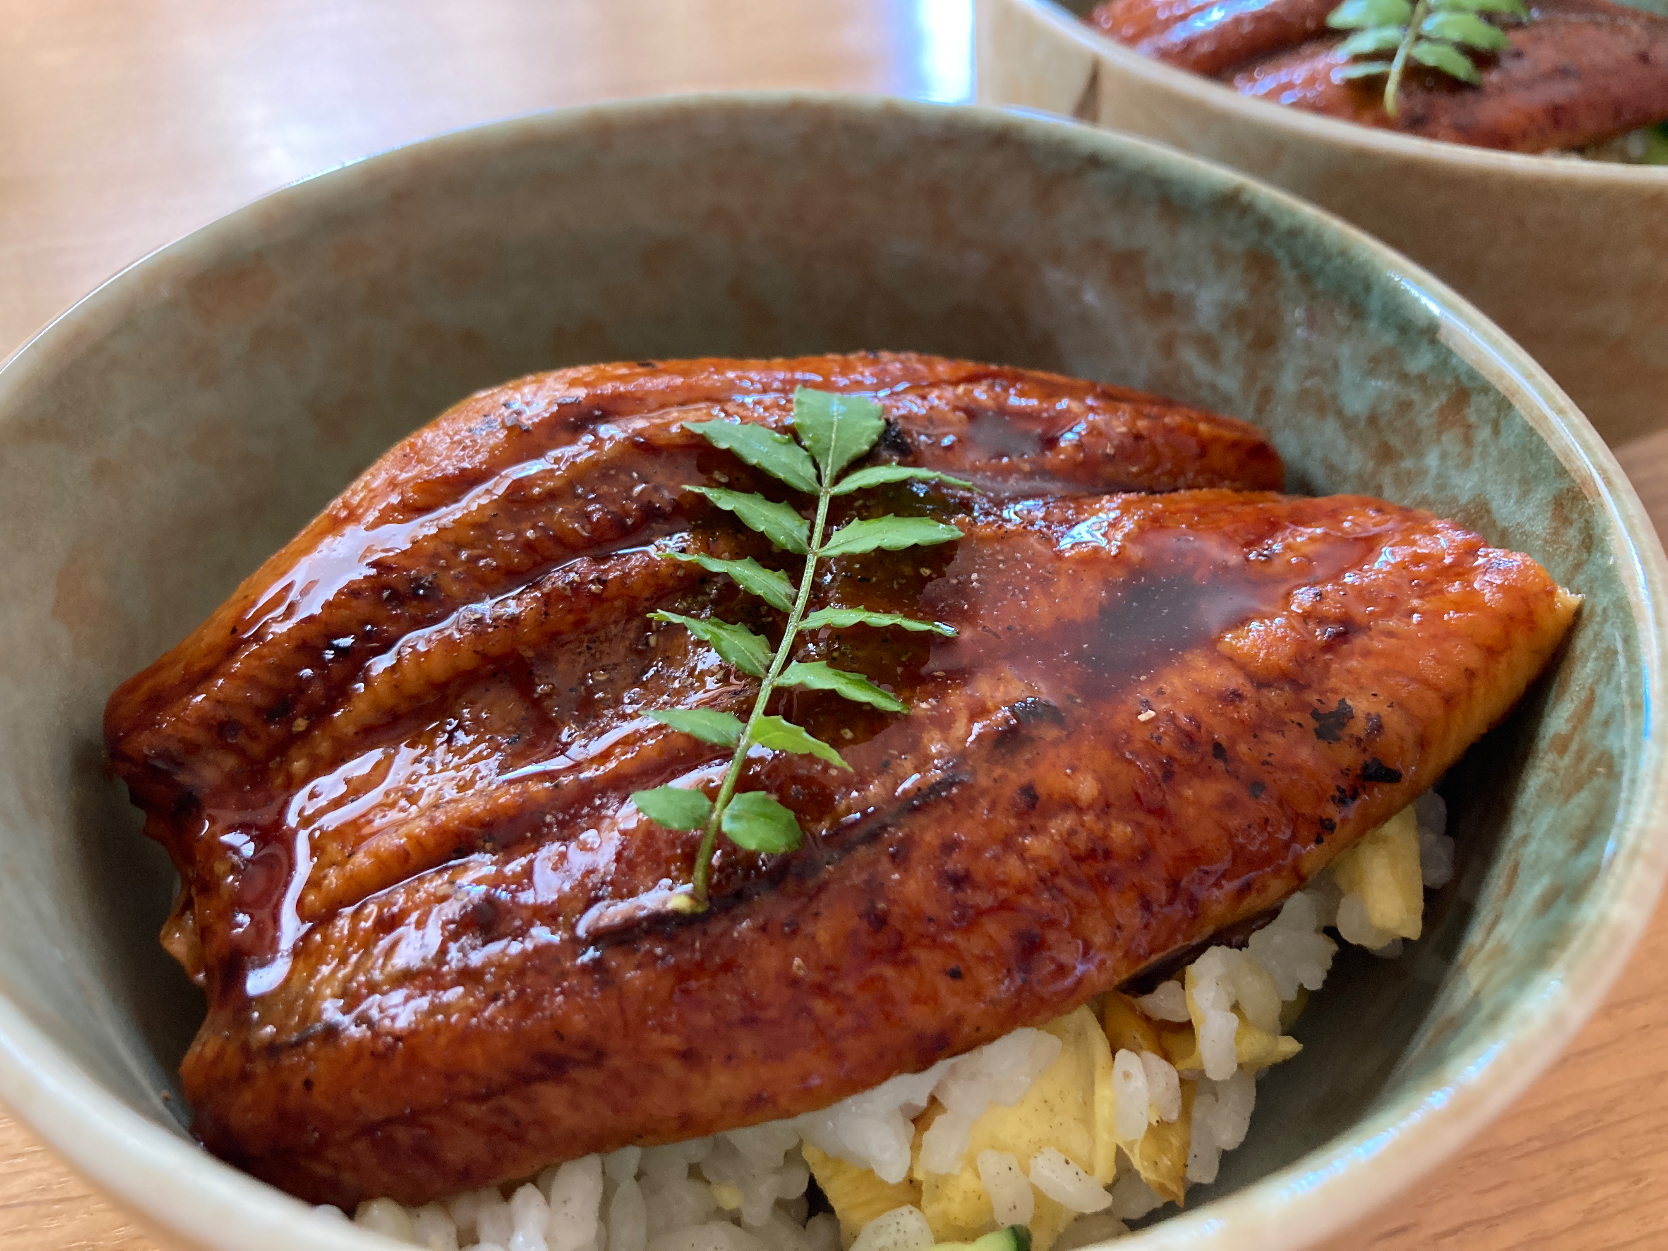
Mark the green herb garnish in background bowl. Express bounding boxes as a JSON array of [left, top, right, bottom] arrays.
[[630, 387, 972, 912], [1326, 0, 1528, 116], [1646, 121, 1668, 165]]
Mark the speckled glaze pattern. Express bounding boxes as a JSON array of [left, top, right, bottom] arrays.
[[977, 0, 1668, 446], [0, 96, 1663, 1251]]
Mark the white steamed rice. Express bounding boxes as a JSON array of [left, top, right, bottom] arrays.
[[339, 793, 1455, 1251]]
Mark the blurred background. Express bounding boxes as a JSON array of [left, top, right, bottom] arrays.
[[0, 0, 972, 358]]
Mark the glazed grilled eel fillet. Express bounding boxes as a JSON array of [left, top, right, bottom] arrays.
[[1089, 0, 1668, 152], [104, 353, 1577, 1208]]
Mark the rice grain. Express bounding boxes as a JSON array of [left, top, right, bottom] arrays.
[[1027, 1148, 1111, 1214], [976, 1150, 1034, 1226]]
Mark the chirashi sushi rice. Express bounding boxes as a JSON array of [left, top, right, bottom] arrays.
[[340, 795, 1455, 1251]]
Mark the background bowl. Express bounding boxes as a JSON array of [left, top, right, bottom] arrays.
[[0, 94, 1664, 1251], [975, 0, 1668, 447]]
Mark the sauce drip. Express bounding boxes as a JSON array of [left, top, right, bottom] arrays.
[[954, 406, 1047, 461], [920, 511, 1383, 713]]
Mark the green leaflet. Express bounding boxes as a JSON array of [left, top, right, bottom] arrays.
[[1339, 26, 1405, 54], [1420, 10, 1506, 47], [663, 552, 796, 611], [1327, 0, 1519, 110], [1439, 0, 1526, 14], [830, 465, 976, 496], [684, 419, 819, 494], [648, 611, 771, 677], [779, 661, 905, 713], [751, 715, 852, 770], [1410, 39, 1482, 80], [1326, 0, 1411, 27], [635, 386, 985, 917], [791, 387, 886, 480], [1335, 59, 1395, 77], [686, 486, 809, 554], [720, 791, 804, 853], [646, 708, 745, 746], [799, 607, 957, 636], [631, 785, 713, 831], [821, 515, 964, 558]]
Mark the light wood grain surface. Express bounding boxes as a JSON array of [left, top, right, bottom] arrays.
[[1, 1, 1664, 1247]]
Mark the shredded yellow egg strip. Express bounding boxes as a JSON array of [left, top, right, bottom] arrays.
[[806, 805, 1430, 1251]]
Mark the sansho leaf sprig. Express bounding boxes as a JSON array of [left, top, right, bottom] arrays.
[[629, 387, 973, 913], [1326, 0, 1526, 117]]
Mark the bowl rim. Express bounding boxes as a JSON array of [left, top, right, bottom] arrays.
[[1, 90, 1665, 1251], [999, 0, 1668, 183]]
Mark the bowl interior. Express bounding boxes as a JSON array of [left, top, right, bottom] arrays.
[[0, 96, 1659, 1248]]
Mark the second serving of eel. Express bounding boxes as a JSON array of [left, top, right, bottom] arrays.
[[1088, 0, 1668, 154]]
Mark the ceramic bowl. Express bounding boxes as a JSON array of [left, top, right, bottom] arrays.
[[976, 0, 1668, 446], [0, 94, 1663, 1251]]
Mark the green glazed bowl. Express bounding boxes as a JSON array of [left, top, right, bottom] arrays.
[[0, 95, 1662, 1251]]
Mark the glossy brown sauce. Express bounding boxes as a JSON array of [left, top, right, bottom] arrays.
[[921, 519, 1384, 711], [954, 406, 1048, 461], [193, 456, 721, 1003], [213, 490, 1384, 1002], [104, 356, 1582, 1207], [583, 500, 1399, 934]]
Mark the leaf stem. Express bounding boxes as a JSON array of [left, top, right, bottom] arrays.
[[1384, 0, 1431, 117], [688, 473, 835, 906]]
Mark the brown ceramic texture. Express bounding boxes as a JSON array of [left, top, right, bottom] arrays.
[[976, 0, 1668, 447], [0, 95, 1664, 1251]]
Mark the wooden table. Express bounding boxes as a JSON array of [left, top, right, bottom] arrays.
[[1, 1, 1664, 1246]]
